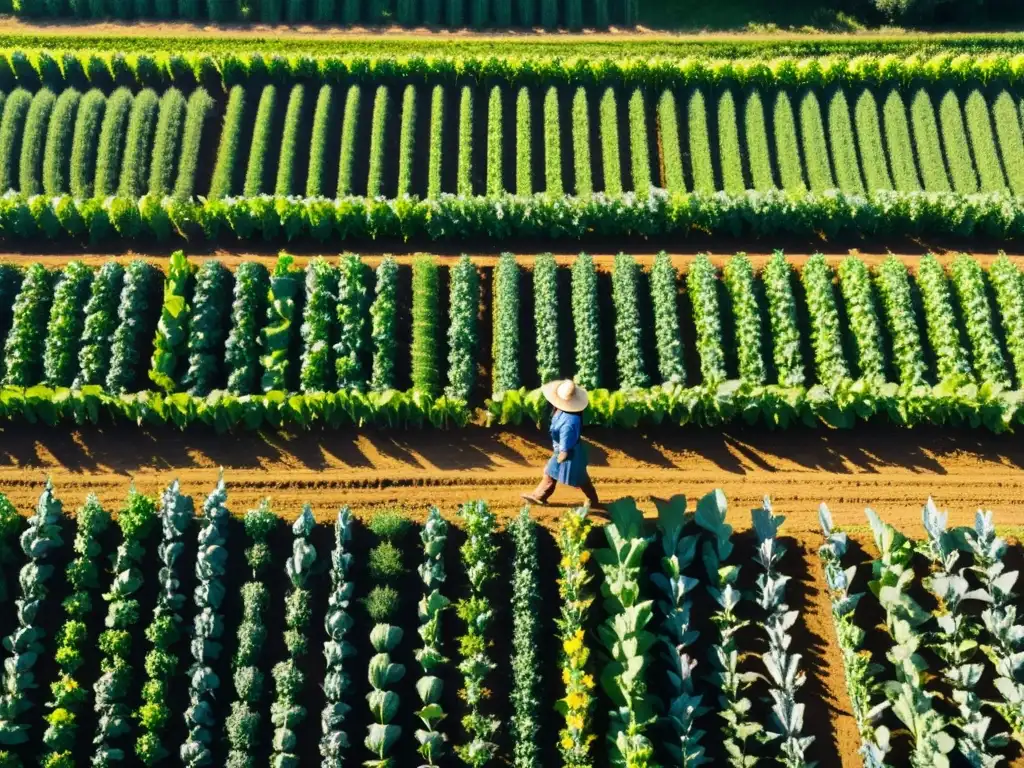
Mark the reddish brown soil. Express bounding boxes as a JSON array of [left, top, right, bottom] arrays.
[[3, 422, 1024, 766]]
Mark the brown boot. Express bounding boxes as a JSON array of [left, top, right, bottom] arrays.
[[522, 474, 556, 506], [580, 477, 603, 510]]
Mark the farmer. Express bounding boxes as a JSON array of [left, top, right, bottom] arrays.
[[521, 379, 601, 509]]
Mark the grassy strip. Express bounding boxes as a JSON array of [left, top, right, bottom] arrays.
[[492, 251, 520, 394], [427, 84, 443, 200], [172, 87, 212, 199], [487, 85, 503, 196], [599, 87, 621, 196], [722, 253, 765, 385], [744, 89, 774, 192], [147, 87, 186, 197], [366, 85, 389, 198], [937, 89, 979, 194], [0, 89, 28, 193], [397, 84, 416, 198], [658, 89, 684, 193], [881, 89, 921, 192], [41, 87, 78, 196], [242, 84, 276, 197], [798, 90, 833, 193], [516, 86, 531, 196], [337, 84, 360, 197], [571, 87, 591, 196], [274, 84, 305, 197], [992, 90, 1024, 196], [208, 84, 244, 199], [543, 86, 560, 196], [908, 88, 950, 193], [717, 88, 744, 194], [826, 89, 864, 195], [306, 84, 332, 197], [853, 89, 892, 191], [411, 254, 440, 397], [688, 88, 715, 194], [458, 85, 473, 196], [628, 88, 650, 197], [965, 88, 1007, 193], [772, 90, 805, 193]]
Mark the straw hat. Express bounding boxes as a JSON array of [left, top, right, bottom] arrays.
[[542, 379, 589, 413]]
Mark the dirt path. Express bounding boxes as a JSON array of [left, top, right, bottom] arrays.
[[2, 423, 1023, 529]]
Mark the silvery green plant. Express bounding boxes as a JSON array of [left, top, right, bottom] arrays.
[[92, 488, 159, 767], [921, 499, 1008, 767], [320, 507, 355, 766], [751, 498, 814, 767], [508, 507, 541, 768], [960, 509, 1024, 743], [651, 495, 707, 767], [867, 508, 955, 768], [694, 489, 760, 767], [271, 505, 317, 768], [416, 508, 450, 766], [445, 256, 478, 403], [135, 480, 194, 765], [0, 480, 63, 747], [818, 504, 891, 768], [181, 476, 230, 767], [225, 500, 277, 768], [595, 498, 656, 767]]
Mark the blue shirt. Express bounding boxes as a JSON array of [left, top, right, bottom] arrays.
[[545, 409, 588, 487]]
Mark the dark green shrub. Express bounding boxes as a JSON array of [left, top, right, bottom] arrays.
[[243, 84, 277, 196], [369, 541, 405, 581], [117, 88, 159, 198], [183, 260, 231, 396], [42, 88, 80, 196], [106, 259, 159, 394], [286, 0, 305, 21], [370, 256, 398, 392], [43, 260, 92, 387], [364, 585, 399, 622], [19, 89, 58, 196], [74, 262, 124, 388], [224, 261, 270, 395], [0, 89, 32, 193], [147, 88, 186, 197], [69, 90, 104, 198], [334, 253, 369, 391], [94, 87, 133, 198], [172, 88, 213, 200], [298, 257, 337, 394], [1, 263, 52, 387], [208, 85, 245, 199]]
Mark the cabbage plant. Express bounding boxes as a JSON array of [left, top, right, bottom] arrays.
[[321, 507, 355, 766], [416, 508, 450, 765]]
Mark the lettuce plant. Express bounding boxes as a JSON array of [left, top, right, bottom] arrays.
[[0, 481, 63, 747], [181, 476, 230, 766], [270, 505, 317, 768], [455, 500, 499, 766], [509, 508, 541, 768], [149, 251, 194, 392], [837, 256, 886, 384], [686, 255, 725, 386], [595, 499, 655, 766], [762, 252, 804, 388], [801, 254, 850, 386], [225, 500, 277, 768], [917, 254, 971, 384], [320, 507, 355, 766], [135, 480, 193, 765], [41, 494, 109, 767], [722, 254, 764, 386], [651, 495, 706, 766], [416, 508, 449, 765]]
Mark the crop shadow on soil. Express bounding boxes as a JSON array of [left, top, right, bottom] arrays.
[[4, 422, 1024, 478]]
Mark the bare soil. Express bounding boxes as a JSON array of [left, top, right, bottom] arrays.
[[3, 421, 1024, 766]]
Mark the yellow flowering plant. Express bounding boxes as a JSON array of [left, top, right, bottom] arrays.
[[555, 506, 596, 767]]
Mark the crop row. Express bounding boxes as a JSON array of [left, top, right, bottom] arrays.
[[819, 501, 1024, 766], [2, 81, 1022, 201], [14, 0, 634, 27], [0, 479, 813, 768], [5, 252, 1024, 431]]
